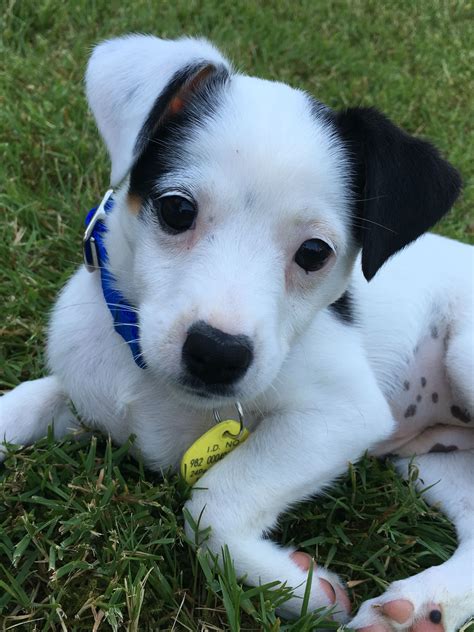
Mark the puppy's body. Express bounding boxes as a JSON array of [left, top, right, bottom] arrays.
[[1, 35, 473, 630], [47, 230, 473, 468]]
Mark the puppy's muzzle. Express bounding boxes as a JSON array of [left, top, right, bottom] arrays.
[[182, 321, 253, 387]]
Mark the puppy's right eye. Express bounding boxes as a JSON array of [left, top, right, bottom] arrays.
[[294, 238, 333, 272], [156, 194, 197, 234]]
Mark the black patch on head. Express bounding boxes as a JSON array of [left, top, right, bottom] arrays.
[[329, 290, 355, 324], [129, 63, 230, 201], [429, 443, 458, 454], [403, 380, 410, 391], [430, 325, 439, 339], [416, 394, 422, 402], [432, 392, 439, 403], [333, 107, 462, 280], [404, 404, 417, 418], [451, 405, 471, 423], [421, 377, 427, 388]]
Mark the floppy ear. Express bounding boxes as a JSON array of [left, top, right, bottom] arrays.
[[86, 34, 231, 186], [335, 107, 462, 281]]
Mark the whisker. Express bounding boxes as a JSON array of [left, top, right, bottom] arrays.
[[351, 194, 388, 203], [105, 303, 139, 313], [60, 333, 144, 364], [52, 301, 139, 315], [131, 350, 147, 362], [347, 216, 397, 234], [347, 221, 371, 233], [61, 258, 138, 277], [354, 216, 397, 233]]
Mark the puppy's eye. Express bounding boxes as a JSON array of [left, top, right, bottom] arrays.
[[294, 239, 333, 272], [156, 194, 197, 233]]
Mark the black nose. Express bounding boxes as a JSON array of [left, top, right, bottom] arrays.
[[182, 321, 253, 386]]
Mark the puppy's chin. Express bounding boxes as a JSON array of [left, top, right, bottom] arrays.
[[145, 365, 245, 410]]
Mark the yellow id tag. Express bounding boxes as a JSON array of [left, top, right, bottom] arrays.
[[180, 419, 250, 485]]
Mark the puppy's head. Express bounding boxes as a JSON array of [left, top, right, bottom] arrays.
[[86, 35, 461, 405]]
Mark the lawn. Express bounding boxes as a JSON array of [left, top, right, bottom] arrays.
[[1, 1, 473, 630]]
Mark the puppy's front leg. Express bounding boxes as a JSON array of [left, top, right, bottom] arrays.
[[185, 390, 394, 621], [0, 376, 78, 459]]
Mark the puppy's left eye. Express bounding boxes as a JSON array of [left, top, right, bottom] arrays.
[[156, 194, 197, 234], [294, 239, 333, 272]]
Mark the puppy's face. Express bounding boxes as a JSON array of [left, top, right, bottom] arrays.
[[87, 36, 460, 406], [128, 77, 354, 404]]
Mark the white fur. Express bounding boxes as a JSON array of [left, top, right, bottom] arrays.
[[1, 35, 473, 628]]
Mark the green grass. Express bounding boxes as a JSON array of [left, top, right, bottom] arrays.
[[1, 1, 473, 630], [0, 436, 460, 631]]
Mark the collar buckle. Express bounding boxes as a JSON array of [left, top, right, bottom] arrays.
[[83, 188, 114, 272]]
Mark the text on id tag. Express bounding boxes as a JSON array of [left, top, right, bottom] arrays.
[[180, 419, 249, 485]]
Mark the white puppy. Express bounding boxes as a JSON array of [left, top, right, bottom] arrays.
[[1, 35, 473, 631]]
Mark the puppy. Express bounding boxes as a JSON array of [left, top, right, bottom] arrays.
[[1, 35, 473, 630]]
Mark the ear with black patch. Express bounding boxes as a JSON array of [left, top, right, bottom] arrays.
[[86, 35, 231, 186], [133, 63, 221, 160], [128, 60, 230, 202], [335, 107, 462, 281]]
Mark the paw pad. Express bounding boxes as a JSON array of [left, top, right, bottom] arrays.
[[381, 599, 414, 624], [290, 551, 314, 571], [290, 550, 351, 615], [354, 601, 445, 632]]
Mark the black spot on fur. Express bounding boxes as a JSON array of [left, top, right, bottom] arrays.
[[404, 404, 417, 418], [416, 394, 422, 402], [333, 107, 462, 281], [432, 392, 439, 403], [443, 331, 450, 350], [430, 326, 439, 339], [403, 380, 410, 391], [329, 291, 355, 324], [421, 377, 427, 387], [429, 610, 442, 624], [129, 63, 230, 202], [429, 443, 458, 453], [451, 405, 471, 423]]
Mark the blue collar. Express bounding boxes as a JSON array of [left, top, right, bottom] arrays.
[[83, 190, 146, 369]]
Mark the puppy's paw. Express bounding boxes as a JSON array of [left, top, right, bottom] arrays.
[[0, 377, 76, 458], [185, 488, 351, 623], [350, 599, 445, 632], [283, 550, 351, 622], [348, 563, 474, 632]]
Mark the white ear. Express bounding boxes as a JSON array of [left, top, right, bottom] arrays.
[[86, 34, 231, 186]]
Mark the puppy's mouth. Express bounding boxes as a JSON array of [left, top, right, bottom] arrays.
[[178, 375, 238, 400]]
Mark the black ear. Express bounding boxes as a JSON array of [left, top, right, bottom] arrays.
[[335, 107, 462, 281]]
